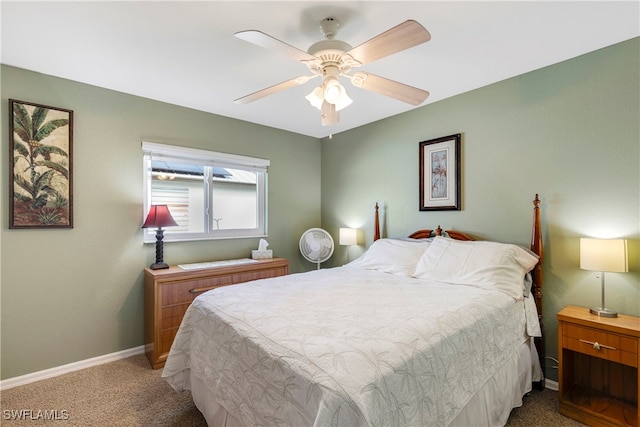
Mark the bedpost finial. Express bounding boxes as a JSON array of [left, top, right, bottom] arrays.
[[533, 194, 540, 208]]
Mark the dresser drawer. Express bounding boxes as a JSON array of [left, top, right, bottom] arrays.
[[160, 275, 233, 306], [160, 328, 179, 357], [161, 304, 191, 330], [233, 266, 288, 283], [563, 323, 638, 367]]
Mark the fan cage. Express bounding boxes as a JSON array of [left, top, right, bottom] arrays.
[[299, 228, 335, 268]]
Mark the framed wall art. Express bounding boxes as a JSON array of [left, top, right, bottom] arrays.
[[419, 133, 461, 211], [9, 99, 73, 228]]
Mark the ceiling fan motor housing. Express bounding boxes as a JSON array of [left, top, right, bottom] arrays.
[[307, 40, 353, 64], [307, 17, 355, 76]]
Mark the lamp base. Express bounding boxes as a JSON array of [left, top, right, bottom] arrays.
[[589, 307, 618, 318], [150, 262, 170, 270]]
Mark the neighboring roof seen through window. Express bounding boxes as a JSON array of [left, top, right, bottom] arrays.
[[152, 161, 203, 177], [151, 160, 256, 184]]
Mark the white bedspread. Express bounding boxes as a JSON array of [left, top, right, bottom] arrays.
[[163, 267, 537, 427]]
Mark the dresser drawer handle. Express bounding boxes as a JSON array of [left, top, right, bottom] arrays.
[[579, 339, 616, 351], [189, 286, 216, 294]]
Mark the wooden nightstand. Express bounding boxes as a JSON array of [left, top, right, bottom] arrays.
[[144, 258, 289, 369], [558, 305, 640, 426]]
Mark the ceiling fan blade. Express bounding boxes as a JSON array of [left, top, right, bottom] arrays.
[[344, 20, 430, 66], [235, 30, 317, 62], [234, 77, 311, 104], [352, 73, 429, 106]]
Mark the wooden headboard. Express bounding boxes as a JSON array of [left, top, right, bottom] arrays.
[[373, 194, 545, 388]]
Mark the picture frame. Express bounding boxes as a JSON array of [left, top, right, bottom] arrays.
[[419, 133, 461, 211], [9, 99, 73, 228]]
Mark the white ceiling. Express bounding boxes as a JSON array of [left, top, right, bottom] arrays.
[[2, 1, 638, 139]]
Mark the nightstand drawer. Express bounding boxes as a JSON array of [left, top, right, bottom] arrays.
[[558, 306, 640, 427], [563, 323, 638, 367]]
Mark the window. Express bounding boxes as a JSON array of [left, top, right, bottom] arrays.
[[142, 142, 269, 242]]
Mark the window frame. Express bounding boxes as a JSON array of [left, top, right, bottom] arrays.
[[142, 141, 269, 243]]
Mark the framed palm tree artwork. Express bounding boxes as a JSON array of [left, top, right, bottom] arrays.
[[9, 99, 73, 228]]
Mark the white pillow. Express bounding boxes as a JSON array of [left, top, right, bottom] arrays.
[[412, 236, 539, 299], [347, 238, 432, 276]]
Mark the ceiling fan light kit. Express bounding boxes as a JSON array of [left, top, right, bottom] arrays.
[[234, 18, 431, 126]]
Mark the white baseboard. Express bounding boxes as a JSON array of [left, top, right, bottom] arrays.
[[545, 378, 559, 391], [0, 345, 145, 391]]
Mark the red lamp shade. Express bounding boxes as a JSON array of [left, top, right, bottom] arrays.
[[142, 205, 178, 229], [143, 205, 178, 270]]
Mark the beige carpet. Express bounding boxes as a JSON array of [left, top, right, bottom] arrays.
[[1, 354, 584, 426]]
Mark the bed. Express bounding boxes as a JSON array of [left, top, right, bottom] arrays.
[[163, 195, 545, 426]]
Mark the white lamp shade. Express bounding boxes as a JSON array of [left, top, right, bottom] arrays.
[[334, 90, 353, 112], [339, 228, 357, 246], [580, 238, 628, 272], [305, 87, 324, 110], [323, 78, 343, 103]]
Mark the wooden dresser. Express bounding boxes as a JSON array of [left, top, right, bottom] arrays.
[[144, 258, 289, 369], [558, 305, 639, 427]]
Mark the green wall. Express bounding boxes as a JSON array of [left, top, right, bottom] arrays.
[[2, 38, 639, 382], [321, 38, 640, 381], [0, 65, 321, 379]]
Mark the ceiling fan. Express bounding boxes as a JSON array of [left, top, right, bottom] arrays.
[[234, 18, 431, 126]]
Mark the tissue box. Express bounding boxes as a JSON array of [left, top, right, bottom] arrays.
[[251, 250, 273, 259]]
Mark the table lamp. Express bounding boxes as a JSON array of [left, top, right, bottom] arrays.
[[142, 205, 178, 269], [340, 228, 357, 262], [579, 238, 628, 317]]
